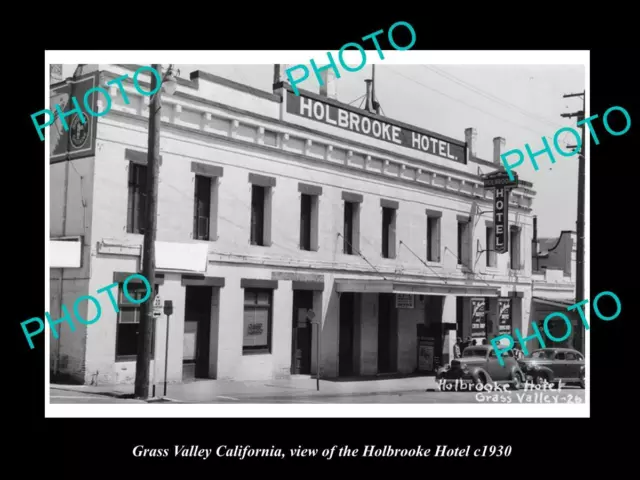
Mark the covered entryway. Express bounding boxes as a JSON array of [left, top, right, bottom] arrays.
[[335, 279, 501, 377], [291, 290, 314, 374], [183, 286, 213, 380]]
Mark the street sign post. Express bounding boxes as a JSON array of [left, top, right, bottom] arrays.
[[482, 171, 519, 254], [163, 300, 173, 398], [307, 309, 319, 391], [153, 295, 163, 318]]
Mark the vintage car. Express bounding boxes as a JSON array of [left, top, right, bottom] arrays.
[[518, 348, 585, 388], [436, 345, 525, 389]]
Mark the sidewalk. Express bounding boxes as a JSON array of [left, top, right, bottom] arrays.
[[51, 375, 439, 403]]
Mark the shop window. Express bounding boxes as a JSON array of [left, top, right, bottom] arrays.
[[243, 289, 273, 354], [115, 282, 157, 362], [126, 162, 147, 234]]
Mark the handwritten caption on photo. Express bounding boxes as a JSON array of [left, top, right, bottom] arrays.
[[500, 105, 631, 180], [21, 273, 152, 349], [490, 290, 622, 366], [286, 21, 417, 96], [134, 444, 512, 460]]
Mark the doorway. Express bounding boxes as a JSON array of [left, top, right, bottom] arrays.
[[183, 286, 213, 380], [291, 290, 314, 375], [339, 292, 356, 376], [378, 293, 398, 374]]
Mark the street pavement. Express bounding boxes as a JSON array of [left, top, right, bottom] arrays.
[[49, 385, 585, 404]]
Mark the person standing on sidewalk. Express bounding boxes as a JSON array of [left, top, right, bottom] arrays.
[[454, 337, 462, 359]]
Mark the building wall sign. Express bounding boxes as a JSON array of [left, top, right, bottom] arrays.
[[395, 294, 414, 309], [271, 271, 324, 282], [498, 298, 512, 335], [471, 298, 487, 338], [286, 91, 466, 164], [50, 71, 99, 163]]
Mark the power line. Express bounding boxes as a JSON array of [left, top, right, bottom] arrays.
[[423, 65, 566, 130], [384, 66, 573, 147]]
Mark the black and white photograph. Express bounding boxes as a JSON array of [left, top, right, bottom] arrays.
[[41, 52, 595, 417]]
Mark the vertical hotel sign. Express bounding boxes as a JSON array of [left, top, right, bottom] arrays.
[[50, 71, 99, 163], [483, 171, 519, 254]]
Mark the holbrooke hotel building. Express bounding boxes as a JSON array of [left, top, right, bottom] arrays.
[[49, 64, 580, 386]]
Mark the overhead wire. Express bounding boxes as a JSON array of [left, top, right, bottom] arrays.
[[384, 66, 574, 148], [422, 65, 567, 131]]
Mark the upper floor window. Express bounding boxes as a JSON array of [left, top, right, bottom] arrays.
[[342, 191, 363, 255], [191, 162, 223, 242], [486, 224, 497, 267], [381, 200, 398, 259], [426, 210, 441, 262], [249, 173, 275, 247], [457, 217, 471, 266], [126, 162, 147, 234], [193, 175, 212, 240], [510, 226, 522, 270]]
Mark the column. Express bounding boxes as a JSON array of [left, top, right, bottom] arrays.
[[486, 297, 499, 341], [359, 293, 378, 375], [441, 295, 457, 364]]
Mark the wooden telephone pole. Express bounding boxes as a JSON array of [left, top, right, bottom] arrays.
[[134, 65, 162, 399], [561, 91, 585, 352]]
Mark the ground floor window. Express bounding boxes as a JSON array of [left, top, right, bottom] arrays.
[[243, 289, 273, 354], [116, 282, 157, 362]]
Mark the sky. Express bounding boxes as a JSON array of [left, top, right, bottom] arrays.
[[62, 63, 584, 238]]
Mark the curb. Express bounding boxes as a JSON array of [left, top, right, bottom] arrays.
[[206, 387, 431, 401], [51, 384, 436, 402]]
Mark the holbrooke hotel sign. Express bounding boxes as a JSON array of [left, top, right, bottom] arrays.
[[286, 91, 467, 164]]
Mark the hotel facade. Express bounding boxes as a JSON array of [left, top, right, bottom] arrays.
[[49, 64, 577, 386]]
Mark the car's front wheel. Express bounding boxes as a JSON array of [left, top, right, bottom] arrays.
[[510, 371, 522, 390], [535, 372, 549, 385]]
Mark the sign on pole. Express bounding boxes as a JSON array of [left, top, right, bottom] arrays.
[[153, 295, 163, 318], [483, 171, 518, 254]]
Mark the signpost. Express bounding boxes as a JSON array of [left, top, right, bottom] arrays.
[[153, 295, 163, 318], [483, 171, 519, 254], [307, 309, 319, 391], [163, 300, 173, 398]]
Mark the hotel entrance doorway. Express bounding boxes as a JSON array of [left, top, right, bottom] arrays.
[[291, 290, 314, 374]]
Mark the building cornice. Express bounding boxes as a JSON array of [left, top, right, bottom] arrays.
[[97, 69, 535, 213]]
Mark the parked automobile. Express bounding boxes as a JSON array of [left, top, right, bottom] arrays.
[[436, 345, 525, 389], [518, 348, 585, 388]]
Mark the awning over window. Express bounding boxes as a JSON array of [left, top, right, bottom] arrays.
[[533, 296, 575, 309], [334, 279, 500, 297]]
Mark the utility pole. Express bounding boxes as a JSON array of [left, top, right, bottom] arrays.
[[561, 91, 585, 353], [134, 65, 163, 399]]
